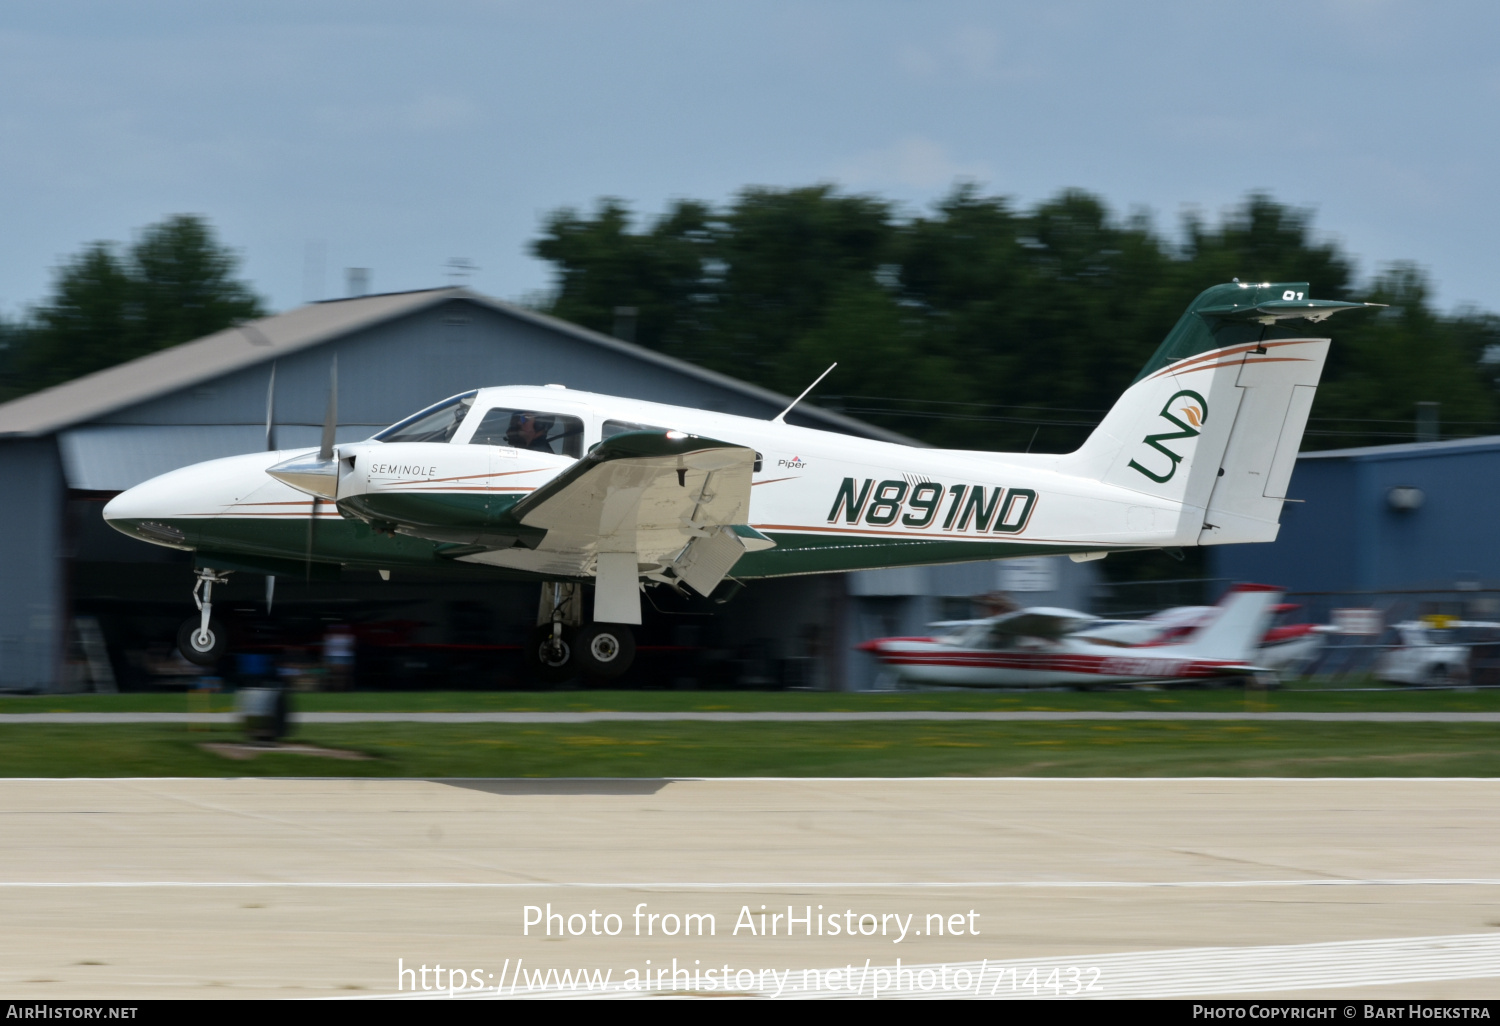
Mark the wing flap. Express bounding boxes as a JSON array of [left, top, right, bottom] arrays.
[[492, 431, 758, 596], [674, 527, 747, 598]]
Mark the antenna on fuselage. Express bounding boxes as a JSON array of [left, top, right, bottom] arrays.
[[771, 363, 837, 424]]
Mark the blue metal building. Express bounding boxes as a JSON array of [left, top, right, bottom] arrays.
[[1212, 436, 1500, 597]]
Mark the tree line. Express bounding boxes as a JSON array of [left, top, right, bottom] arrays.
[[0, 215, 264, 401], [533, 186, 1500, 452], [3, 191, 1498, 455]]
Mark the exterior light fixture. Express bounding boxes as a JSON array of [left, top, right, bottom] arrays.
[[1387, 486, 1425, 512]]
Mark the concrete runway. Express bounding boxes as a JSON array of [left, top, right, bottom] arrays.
[[2, 778, 1499, 999]]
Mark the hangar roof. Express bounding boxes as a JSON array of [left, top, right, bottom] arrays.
[[0, 287, 913, 444], [1299, 435, 1500, 461]]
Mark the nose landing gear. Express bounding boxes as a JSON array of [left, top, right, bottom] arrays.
[[526, 581, 581, 683], [177, 568, 231, 667]]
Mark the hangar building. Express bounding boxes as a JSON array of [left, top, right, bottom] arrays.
[[0, 286, 1076, 693], [1212, 435, 1500, 618]]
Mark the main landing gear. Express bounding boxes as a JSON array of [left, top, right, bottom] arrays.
[[177, 568, 231, 667], [526, 582, 637, 683]]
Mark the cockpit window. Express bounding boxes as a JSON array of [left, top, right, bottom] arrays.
[[374, 391, 478, 444], [601, 419, 669, 440], [468, 407, 584, 458]]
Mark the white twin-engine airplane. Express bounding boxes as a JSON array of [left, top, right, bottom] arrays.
[[103, 281, 1378, 680]]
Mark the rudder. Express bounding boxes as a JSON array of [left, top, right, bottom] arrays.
[[1059, 281, 1375, 544]]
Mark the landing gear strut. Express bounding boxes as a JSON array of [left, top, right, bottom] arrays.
[[526, 582, 582, 684], [525, 581, 637, 683], [178, 568, 231, 667]]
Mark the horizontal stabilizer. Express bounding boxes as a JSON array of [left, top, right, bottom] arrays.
[[1196, 299, 1385, 325]]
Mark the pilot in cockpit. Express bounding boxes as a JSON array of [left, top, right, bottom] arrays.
[[506, 411, 555, 453]]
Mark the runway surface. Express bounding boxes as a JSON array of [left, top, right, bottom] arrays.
[[2, 778, 1499, 999], [7, 710, 1500, 723]]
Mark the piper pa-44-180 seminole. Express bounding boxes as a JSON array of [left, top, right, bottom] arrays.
[[102, 281, 1378, 681]]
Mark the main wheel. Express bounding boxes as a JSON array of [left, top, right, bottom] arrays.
[[575, 623, 636, 679], [525, 624, 577, 684], [1425, 662, 1468, 687], [177, 618, 227, 667]]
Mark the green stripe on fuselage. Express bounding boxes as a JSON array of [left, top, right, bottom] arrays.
[[339, 491, 528, 530], [735, 532, 1119, 576], [119, 516, 1129, 582], [116, 517, 462, 572]]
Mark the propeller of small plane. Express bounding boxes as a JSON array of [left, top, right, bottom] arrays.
[[265, 361, 277, 612], [263, 355, 341, 605], [307, 355, 338, 582]]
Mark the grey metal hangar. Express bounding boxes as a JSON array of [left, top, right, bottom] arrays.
[[0, 287, 914, 694]]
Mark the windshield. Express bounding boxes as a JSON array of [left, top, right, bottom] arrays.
[[374, 391, 478, 444]]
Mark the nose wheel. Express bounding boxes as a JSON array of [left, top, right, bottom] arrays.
[[177, 568, 231, 667], [526, 623, 578, 684]]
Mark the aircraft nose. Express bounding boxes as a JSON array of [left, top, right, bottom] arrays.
[[103, 473, 179, 522], [103, 481, 149, 523], [103, 477, 190, 546]]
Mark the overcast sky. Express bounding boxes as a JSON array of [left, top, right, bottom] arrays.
[[3, 0, 1498, 318]]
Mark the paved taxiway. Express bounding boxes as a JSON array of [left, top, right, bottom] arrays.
[[2, 778, 1498, 999]]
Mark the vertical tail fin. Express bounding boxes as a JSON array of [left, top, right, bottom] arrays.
[[1174, 584, 1282, 663], [1059, 282, 1377, 545]]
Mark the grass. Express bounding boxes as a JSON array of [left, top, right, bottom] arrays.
[[6, 683, 1500, 715], [4, 721, 1500, 777]]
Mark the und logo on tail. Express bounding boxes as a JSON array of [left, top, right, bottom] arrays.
[[1127, 389, 1208, 484]]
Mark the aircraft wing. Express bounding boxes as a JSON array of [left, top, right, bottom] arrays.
[[501, 430, 766, 613], [989, 608, 1096, 639]]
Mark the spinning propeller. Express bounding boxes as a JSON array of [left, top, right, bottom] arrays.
[[307, 356, 338, 581], [264, 356, 342, 588], [265, 361, 277, 611]]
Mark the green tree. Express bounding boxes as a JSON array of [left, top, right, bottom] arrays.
[[531, 185, 1500, 452], [128, 215, 265, 352], [712, 186, 895, 386], [1309, 264, 1498, 446], [531, 185, 900, 388], [532, 197, 715, 359], [894, 187, 1189, 450], [3, 215, 264, 396]]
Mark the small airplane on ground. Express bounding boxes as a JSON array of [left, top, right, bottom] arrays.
[[1076, 601, 1329, 680], [103, 281, 1376, 681], [859, 584, 1284, 688]]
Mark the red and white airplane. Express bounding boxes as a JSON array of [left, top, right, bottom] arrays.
[[1077, 600, 1327, 679], [858, 584, 1282, 687]]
